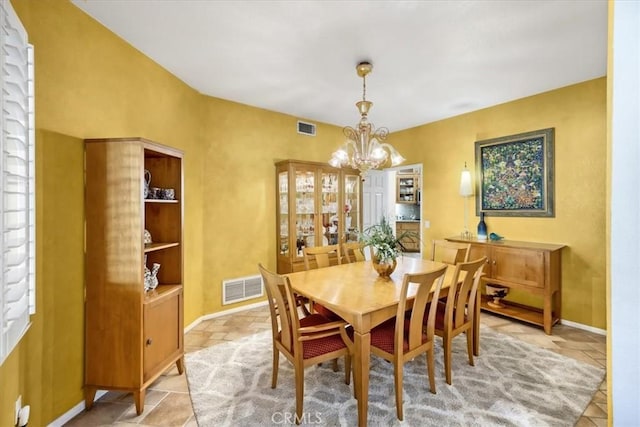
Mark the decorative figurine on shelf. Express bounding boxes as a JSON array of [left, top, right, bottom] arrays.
[[486, 284, 509, 308], [489, 232, 505, 241], [144, 229, 152, 245], [143, 255, 161, 291], [477, 212, 488, 241], [143, 169, 151, 199]]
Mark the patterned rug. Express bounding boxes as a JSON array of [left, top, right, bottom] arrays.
[[185, 327, 604, 426]]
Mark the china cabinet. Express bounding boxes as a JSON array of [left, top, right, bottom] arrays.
[[84, 137, 184, 414], [447, 237, 565, 334], [276, 160, 362, 273], [396, 173, 419, 204]]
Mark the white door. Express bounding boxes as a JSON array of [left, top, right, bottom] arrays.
[[363, 170, 387, 232]]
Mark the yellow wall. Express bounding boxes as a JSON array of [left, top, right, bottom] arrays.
[[392, 78, 607, 328], [199, 97, 343, 312], [0, 0, 607, 425]]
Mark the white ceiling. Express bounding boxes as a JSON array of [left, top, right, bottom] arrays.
[[70, 0, 607, 132]]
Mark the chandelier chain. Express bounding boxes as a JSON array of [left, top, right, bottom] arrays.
[[362, 74, 367, 102]]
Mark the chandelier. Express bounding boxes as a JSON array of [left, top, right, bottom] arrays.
[[329, 61, 405, 176]]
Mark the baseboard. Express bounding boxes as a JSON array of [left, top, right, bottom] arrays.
[[184, 300, 268, 333], [47, 390, 107, 427], [560, 319, 607, 335]]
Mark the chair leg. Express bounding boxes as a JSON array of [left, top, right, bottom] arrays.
[[332, 358, 339, 372], [426, 349, 436, 394], [272, 346, 279, 388], [294, 362, 304, 425], [344, 354, 351, 385], [394, 359, 404, 421], [444, 335, 453, 385], [466, 330, 475, 366]]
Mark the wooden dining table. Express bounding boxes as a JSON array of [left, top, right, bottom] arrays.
[[286, 257, 469, 427]]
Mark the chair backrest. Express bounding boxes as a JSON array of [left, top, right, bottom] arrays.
[[342, 242, 365, 263], [431, 239, 470, 265], [443, 257, 487, 329], [303, 244, 342, 270], [258, 263, 299, 354], [396, 265, 448, 353]]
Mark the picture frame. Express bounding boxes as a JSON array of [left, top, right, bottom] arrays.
[[475, 128, 555, 217]]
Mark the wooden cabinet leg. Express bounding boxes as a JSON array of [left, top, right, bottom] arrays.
[[176, 356, 185, 374], [84, 386, 97, 410], [134, 390, 146, 415], [543, 292, 552, 335]]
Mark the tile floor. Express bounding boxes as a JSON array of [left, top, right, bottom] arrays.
[[64, 306, 607, 426]]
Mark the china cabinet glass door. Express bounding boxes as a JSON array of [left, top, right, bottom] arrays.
[[320, 170, 339, 246], [294, 168, 316, 256], [344, 173, 361, 242], [277, 171, 289, 257]]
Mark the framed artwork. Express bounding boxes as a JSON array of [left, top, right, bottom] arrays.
[[475, 128, 555, 217]]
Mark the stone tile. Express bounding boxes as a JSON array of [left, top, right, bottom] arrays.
[[555, 340, 600, 351], [552, 348, 602, 367], [64, 402, 129, 426], [206, 331, 230, 340], [184, 331, 211, 347], [595, 402, 608, 415], [139, 393, 193, 426], [184, 415, 199, 427], [574, 416, 597, 427], [589, 417, 608, 427], [583, 402, 607, 418], [149, 373, 190, 393], [116, 402, 157, 424], [587, 341, 606, 354], [591, 390, 607, 404], [512, 333, 561, 350], [97, 390, 131, 403]]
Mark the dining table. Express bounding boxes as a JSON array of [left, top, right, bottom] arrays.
[[286, 257, 471, 427]]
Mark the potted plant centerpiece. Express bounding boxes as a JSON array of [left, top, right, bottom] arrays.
[[360, 216, 419, 277]]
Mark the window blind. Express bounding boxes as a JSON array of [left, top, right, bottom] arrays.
[[1, 1, 35, 366]]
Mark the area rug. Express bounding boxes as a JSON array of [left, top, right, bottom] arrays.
[[185, 327, 604, 426]]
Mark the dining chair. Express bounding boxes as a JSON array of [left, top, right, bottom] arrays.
[[369, 265, 448, 421], [302, 244, 342, 318], [341, 241, 365, 263], [303, 244, 342, 269], [430, 239, 471, 265], [257, 264, 353, 424], [432, 257, 486, 385]]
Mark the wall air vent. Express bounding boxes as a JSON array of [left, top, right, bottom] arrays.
[[222, 275, 264, 305], [297, 120, 316, 136]]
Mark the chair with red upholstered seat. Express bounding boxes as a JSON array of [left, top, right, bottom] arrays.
[[369, 265, 448, 421], [258, 264, 353, 424], [302, 245, 342, 319], [432, 257, 486, 385]]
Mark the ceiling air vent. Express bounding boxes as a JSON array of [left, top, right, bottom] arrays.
[[297, 120, 316, 136]]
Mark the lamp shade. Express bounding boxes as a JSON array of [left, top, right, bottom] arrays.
[[459, 166, 473, 196]]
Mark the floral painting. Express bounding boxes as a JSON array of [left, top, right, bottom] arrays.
[[475, 128, 554, 217]]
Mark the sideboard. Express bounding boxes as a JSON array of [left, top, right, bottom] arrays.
[[447, 237, 565, 334]]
